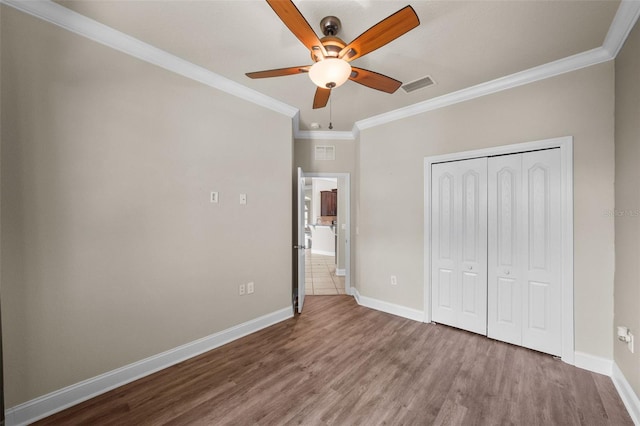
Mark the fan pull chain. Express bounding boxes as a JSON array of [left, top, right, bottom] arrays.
[[329, 97, 333, 130]]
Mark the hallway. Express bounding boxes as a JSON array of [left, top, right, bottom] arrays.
[[304, 250, 346, 295]]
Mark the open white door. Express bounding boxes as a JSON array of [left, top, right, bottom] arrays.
[[296, 167, 306, 313]]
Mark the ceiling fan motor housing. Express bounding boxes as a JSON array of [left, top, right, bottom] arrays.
[[320, 16, 341, 36], [312, 36, 346, 61]]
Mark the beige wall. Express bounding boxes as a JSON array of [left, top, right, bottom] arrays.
[[1, 6, 292, 407], [358, 62, 615, 359], [614, 19, 640, 397]]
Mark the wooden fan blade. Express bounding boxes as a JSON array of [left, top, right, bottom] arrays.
[[339, 6, 419, 62], [266, 0, 328, 60], [313, 87, 331, 109], [246, 66, 310, 79], [349, 67, 402, 93]]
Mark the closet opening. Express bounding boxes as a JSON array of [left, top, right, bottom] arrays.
[[423, 137, 574, 363]]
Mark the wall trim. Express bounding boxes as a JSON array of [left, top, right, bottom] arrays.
[[295, 130, 355, 141], [356, 47, 611, 132], [602, 0, 640, 57], [310, 249, 335, 257], [574, 351, 613, 376], [612, 362, 640, 425], [4, 306, 294, 426], [3, 0, 638, 138], [424, 136, 574, 364], [355, 0, 640, 133], [0, 0, 298, 119], [353, 289, 423, 322]]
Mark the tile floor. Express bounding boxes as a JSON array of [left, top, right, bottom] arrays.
[[305, 250, 346, 295]]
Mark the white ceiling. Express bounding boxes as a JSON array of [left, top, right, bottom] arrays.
[[55, 0, 620, 132]]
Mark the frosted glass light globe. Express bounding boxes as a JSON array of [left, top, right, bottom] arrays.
[[308, 58, 352, 89]]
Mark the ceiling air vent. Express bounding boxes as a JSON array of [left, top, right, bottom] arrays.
[[401, 75, 435, 94]]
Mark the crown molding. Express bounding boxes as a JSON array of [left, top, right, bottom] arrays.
[[355, 0, 640, 132], [603, 0, 640, 57], [351, 124, 361, 140], [294, 130, 355, 141], [356, 46, 612, 131], [3, 0, 638, 137], [0, 0, 299, 119]]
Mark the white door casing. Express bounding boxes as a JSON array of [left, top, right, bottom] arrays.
[[431, 157, 488, 335]]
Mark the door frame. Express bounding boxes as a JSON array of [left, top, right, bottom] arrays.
[[302, 172, 352, 296], [296, 167, 306, 313], [423, 136, 574, 364]]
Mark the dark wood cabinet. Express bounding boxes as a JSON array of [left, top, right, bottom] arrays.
[[321, 189, 337, 217]]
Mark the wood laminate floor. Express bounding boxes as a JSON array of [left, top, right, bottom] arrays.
[[36, 296, 632, 425]]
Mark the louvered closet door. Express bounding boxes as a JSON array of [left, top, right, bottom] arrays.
[[432, 158, 488, 335], [487, 149, 562, 356]]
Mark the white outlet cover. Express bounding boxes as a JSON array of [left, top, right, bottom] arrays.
[[239, 284, 246, 295], [247, 282, 254, 294], [240, 194, 247, 205], [210, 191, 219, 203]]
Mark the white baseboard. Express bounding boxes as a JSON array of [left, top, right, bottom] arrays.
[[353, 289, 424, 322], [612, 363, 640, 425], [335, 268, 346, 276], [574, 351, 613, 376], [310, 249, 335, 257], [573, 354, 640, 424], [5, 306, 294, 426]]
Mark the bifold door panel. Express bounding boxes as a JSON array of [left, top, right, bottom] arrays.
[[520, 150, 562, 355], [431, 158, 488, 335], [487, 154, 523, 346], [432, 148, 562, 356]]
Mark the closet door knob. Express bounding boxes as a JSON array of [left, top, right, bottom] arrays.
[[468, 265, 473, 270], [505, 270, 510, 275]]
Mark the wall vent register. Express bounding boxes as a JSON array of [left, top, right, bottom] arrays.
[[315, 145, 336, 161], [401, 75, 435, 93]]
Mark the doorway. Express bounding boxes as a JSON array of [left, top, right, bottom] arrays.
[[296, 172, 351, 311]]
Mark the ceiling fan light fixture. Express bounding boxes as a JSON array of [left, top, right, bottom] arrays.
[[309, 58, 352, 89]]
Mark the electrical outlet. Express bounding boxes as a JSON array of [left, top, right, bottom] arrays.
[[629, 332, 635, 353], [239, 284, 246, 296], [390, 275, 397, 286], [247, 282, 254, 294], [210, 191, 219, 203]]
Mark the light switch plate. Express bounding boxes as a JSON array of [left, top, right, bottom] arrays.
[[240, 194, 247, 205], [210, 191, 219, 203]]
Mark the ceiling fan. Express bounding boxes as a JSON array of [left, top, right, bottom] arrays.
[[246, 0, 420, 109]]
